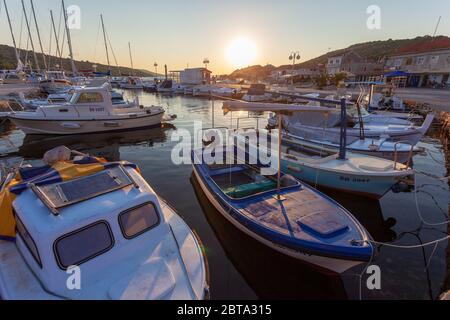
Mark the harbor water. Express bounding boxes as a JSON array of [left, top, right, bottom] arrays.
[[0, 90, 449, 300]]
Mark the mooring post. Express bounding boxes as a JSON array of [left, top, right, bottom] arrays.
[[339, 98, 347, 160]]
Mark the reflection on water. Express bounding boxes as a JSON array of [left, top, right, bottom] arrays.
[[18, 124, 176, 161], [0, 90, 449, 300]]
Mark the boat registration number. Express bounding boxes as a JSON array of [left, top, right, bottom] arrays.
[[89, 107, 105, 112], [340, 176, 370, 183]]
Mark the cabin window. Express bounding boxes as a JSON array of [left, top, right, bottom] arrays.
[[76, 92, 104, 104], [54, 221, 114, 269], [15, 214, 42, 268], [119, 203, 160, 239]]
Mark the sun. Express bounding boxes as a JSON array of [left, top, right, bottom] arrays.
[[226, 37, 257, 69]]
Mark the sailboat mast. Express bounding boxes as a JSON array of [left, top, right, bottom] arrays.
[[50, 10, 62, 66], [100, 14, 111, 74], [128, 42, 134, 76], [21, 0, 40, 71], [3, 0, 23, 69], [61, 0, 77, 75], [30, 0, 47, 70]]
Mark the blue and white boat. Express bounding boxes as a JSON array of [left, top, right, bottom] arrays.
[[192, 146, 373, 274]]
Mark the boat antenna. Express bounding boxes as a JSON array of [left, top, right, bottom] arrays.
[[30, 0, 47, 70], [100, 14, 111, 75], [128, 42, 134, 76], [3, 0, 24, 71], [61, 0, 77, 76], [21, 0, 40, 72]]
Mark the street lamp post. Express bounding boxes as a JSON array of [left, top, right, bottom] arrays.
[[289, 51, 301, 85], [154, 62, 158, 77], [203, 58, 210, 70]]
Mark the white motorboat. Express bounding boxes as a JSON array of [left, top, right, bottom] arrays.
[[0, 147, 209, 300], [39, 71, 73, 94], [283, 131, 421, 163], [8, 85, 165, 135], [281, 109, 434, 145], [119, 77, 144, 90], [212, 87, 241, 98]]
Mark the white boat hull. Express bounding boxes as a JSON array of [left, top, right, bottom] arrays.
[[9, 113, 164, 135]]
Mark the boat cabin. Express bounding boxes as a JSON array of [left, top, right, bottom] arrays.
[[10, 165, 177, 299]]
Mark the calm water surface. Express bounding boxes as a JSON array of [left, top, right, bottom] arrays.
[[0, 90, 449, 300]]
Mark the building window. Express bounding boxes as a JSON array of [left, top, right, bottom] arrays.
[[416, 57, 425, 65], [430, 56, 440, 65], [446, 55, 450, 64], [406, 58, 413, 66], [394, 58, 403, 67], [54, 221, 114, 269]]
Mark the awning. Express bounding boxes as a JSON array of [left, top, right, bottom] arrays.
[[384, 71, 409, 77]]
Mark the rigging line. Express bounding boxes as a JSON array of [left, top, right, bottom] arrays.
[[106, 29, 122, 74], [92, 16, 102, 63], [357, 235, 450, 249], [414, 175, 450, 226], [416, 189, 449, 218]]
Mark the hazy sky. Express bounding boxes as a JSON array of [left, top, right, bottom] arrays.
[[1, 0, 449, 74]]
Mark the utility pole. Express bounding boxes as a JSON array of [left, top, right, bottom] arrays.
[[100, 14, 111, 74], [3, 0, 23, 70], [21, 0, 40, 71], [62, 0, 77, 75], [30, 0, 47, 70]]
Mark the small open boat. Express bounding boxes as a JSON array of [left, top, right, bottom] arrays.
[[0, 147, 209, 300], [192, 146, 373, 273], [233, 129, 415, 199]]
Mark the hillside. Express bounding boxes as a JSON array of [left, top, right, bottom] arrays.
[[229, 35, 450, 78], [0, 44, 155, 77], [228, 64, 276, 79]]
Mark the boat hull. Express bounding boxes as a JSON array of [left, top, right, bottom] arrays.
[[192, 165, 368, 274], [8, 112, 164, 135], [281, 160, 404, 200]]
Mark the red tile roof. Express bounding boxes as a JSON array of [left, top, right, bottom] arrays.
[[395, 37, 450, 55]]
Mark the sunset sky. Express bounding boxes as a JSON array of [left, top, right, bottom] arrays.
[[1, 0, 449, 74]]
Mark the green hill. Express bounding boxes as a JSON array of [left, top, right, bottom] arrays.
[[0, 44, 155, 77], [229, 35, 450, 78]]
